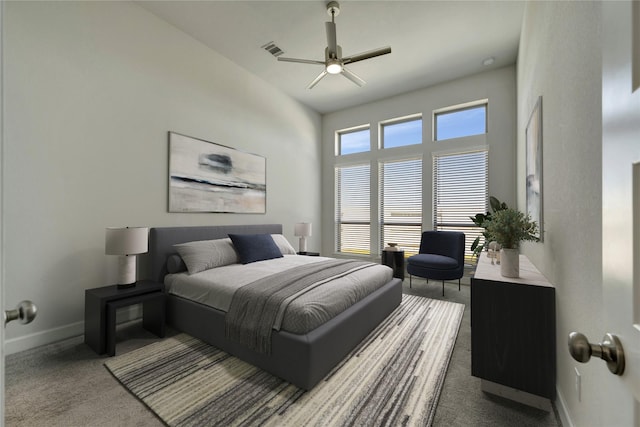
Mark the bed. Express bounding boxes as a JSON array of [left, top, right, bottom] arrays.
[[148, 224, 402, 390]]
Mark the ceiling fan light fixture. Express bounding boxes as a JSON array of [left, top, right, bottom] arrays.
[[276, 1, 391, 88], [326, 59, 343, 74]]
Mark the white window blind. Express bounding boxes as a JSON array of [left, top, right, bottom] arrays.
[[335, 164, 370, 255], [379, 158, 422, 256], [433, 150, 488, 259]]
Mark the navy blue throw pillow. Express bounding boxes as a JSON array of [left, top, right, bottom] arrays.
[[228, 233, 283, 264]]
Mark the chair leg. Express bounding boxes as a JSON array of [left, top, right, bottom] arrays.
[[459, 278, 461, 291], [442, 280, 445, 296], [409, 275, 412, 288]]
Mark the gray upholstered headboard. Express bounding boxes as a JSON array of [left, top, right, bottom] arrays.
[[148, 224, 283, 283]]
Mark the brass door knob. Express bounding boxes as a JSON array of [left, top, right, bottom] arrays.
[[568, 332, 625, 375]]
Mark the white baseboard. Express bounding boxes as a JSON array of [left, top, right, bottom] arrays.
[[555, 386, 574, 427], [4, 305, 142, 356], [5, 321, 85, 355]]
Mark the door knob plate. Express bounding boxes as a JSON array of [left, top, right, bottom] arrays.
[[601, 333, 625, 375], [568, 331, 625, 376]]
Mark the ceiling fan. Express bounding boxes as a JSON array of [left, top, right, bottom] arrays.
[[277, 1, 391, 89]]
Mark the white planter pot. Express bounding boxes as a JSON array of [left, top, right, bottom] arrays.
[[500, 248, 520, 278]]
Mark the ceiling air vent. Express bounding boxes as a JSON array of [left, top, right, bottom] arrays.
[[261, 41, 284, 58]]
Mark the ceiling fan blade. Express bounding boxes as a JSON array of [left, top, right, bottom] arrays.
[[325, 22, 338, 57], [341, 67, 366, 87], [307, 70, 329, 89], [343, 46, 392, 64], [277, 57, 325, 65]]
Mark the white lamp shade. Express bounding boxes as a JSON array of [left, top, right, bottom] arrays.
[[294, 222, 312, 237], [105, 227, 149, 255]]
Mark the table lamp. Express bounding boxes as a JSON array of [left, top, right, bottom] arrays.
[[105, 226, 149, 288], [294, 222, 312, 253]]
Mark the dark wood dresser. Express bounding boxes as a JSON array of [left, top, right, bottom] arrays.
[[471, 253, 556, 410]]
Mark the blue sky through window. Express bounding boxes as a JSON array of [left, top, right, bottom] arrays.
[[383, 119, 422, 148], [436, 105, 486, 141], [340, 129, 370, 155]]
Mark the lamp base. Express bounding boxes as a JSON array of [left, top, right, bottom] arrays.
[[116, 255, 137, 287], [298, 236, 308, 253]]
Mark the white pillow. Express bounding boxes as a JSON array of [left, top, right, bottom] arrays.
[[271, 234, 297, 255], [174, 238, 239, 274]]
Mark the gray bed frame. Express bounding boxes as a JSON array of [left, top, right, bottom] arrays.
[[148, 224, 402, 390]]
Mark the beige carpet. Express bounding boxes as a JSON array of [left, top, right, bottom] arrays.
[[105, 295, 464, 427]]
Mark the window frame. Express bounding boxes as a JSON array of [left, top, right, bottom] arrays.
[[379, 114, 423, 150], [331, 101, 491, 260], [336, 125, 371, 156], [433, 100, 488, 142]]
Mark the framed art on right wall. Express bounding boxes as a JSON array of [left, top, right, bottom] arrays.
[[526, 96, 543, 241]]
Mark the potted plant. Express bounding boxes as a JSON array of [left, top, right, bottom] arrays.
[[469, 196, 508, 258], [483, 208, 539, 277]]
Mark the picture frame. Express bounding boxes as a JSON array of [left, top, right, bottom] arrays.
[[525, 96, 543, 241], [168, 132, 266, 213]]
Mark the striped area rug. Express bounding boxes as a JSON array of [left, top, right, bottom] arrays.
[[105, 295, 464, 427]]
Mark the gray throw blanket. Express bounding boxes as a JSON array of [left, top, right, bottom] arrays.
[[225, 259, 372, 354]]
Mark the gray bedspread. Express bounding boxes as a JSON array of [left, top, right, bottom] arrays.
[[165, 255, 393, 335], [225, 259, 372, 354]]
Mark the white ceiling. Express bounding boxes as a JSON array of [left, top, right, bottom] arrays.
[[137, 1, 525, 114]]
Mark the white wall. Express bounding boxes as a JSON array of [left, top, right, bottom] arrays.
[[517, 2, 603, 426], [321, 66, 517, 257], [0, 0, 5, 420], [3, 1, 322, 353]]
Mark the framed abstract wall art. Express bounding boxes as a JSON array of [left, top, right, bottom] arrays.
[[525, 96, 543, 241], [168, 132, 266, 213]]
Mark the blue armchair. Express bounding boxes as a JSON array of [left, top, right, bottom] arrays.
[[407, 231, 465, 296]]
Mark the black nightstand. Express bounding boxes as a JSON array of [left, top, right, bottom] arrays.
[[382, 250, 405, 280], [298, 251, 320, 256], [85, 280, 165, 356]]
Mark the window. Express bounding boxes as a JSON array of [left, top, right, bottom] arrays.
[[433, 150, 488, 259], [338, 127, 370, 155], [333, 103, 490, 260], [379, 158, 422, 256], [381, 117, 422, 149], [434, 104, 487, 141], [335, 164, 370, 254]]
